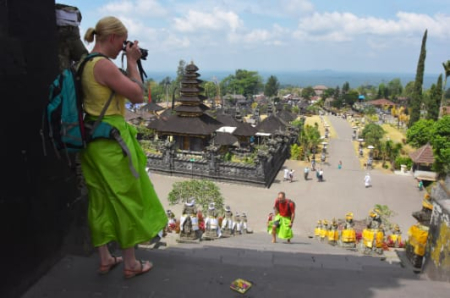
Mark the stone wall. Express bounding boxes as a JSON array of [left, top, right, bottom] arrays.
[[423, 176, 450, 282], [146, 139, 290, 188]]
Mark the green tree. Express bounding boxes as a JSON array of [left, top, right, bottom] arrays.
[[431, 115, 450, 175], [426, 75, 442, 120], [264, 75, 280, 98], [343, 89, 359, 107], [409, 29, 428, 127], [301, 86, 315, 99], [361, 123, 385, 152], [167, 179, 225, 212], [439, 61, 450, 119], [377, 83, 388, 99], [406, 119, 435, 148], [221, 69, 263, 99], [387, 78, 403, 100], [299, 124, 321, 160], [402, 81, 415, 98], [342, 81, 350, 94]]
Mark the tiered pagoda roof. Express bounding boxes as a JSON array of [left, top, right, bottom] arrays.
[[150, 62, 221, 136]]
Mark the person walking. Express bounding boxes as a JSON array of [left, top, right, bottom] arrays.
[[80, 16, 167, 279], [283, 168, 289, 182], [338, 160, 342, 170], [271, 192, 295, 243], [304, 166, 309, 180], [364, 173, 372, 188], [289, 169, 295, 183]]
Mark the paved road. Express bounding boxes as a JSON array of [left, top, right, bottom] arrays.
[[22, 115, 446, 298]]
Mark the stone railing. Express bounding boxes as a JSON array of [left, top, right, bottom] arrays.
[[146, 138, 290, 188]]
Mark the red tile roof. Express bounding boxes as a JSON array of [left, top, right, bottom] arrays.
[[409, 143, 435, 165], [367, 98, 396, 106]]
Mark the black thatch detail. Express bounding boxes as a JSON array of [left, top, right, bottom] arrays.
[[276, 109, 297, 122], [174, 105, 204, 114], [256, 114, 289, 134], [155, 113, 223, 135], [125, 109, 141, 122], [215, 113, 240, 127], [233, 123, 257, 137], [140, 102, 164, 112], [213, 132, 239, 146]]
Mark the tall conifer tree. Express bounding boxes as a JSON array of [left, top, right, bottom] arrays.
[[409, 29, 427, 127]]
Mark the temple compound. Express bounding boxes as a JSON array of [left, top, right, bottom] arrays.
[[146, 62, 297, 188]]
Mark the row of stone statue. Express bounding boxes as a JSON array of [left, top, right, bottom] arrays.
[[314, 210, 403, 255], [166, 200, 253, 243]]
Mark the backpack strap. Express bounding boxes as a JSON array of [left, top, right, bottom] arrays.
[[110, 128, 140, 179]]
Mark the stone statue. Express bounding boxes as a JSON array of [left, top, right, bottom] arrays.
[[328, 218, 339, 246], [178, 198, 200, 241], [232, 212, 242, 235], [240, 212, 253, 234], [339, 212, 356, 248], [202, 202, 221, 240], [314, 220, 323, 240], [221, 205, 234, 238]]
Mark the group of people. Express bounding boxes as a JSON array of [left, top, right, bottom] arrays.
[[283, 168, 295, 183]]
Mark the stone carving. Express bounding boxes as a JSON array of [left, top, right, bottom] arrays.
[[221, 205, 234, 237], [202, 203, 221, 240], [178, 198, 201, 242]]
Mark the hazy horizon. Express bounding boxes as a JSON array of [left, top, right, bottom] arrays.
[[146, 69, 440, 90]]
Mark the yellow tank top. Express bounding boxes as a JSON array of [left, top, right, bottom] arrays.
[[81, 56, 125, 117]]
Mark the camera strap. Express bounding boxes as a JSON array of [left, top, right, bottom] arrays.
[[120, 53, 147, 82]]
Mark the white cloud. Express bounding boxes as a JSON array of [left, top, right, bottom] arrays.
[[172, 8, 243, 32], [101, 0, 167, 17], [293, 11, 450, 43]]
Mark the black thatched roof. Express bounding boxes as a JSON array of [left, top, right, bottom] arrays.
[[153, 113, 222, 135], [276, 109, 297, 122], [255, 114, 289, 134], [215, 113, 240, 127], [233, 123, 257, 137], [213, 132, 239, 146], [140, 102, 164, 112]]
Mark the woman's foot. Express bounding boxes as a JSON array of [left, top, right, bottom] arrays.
[[98, 255, 123, 275], [124, 260, 153, 279]]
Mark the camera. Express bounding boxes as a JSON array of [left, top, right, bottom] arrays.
[[123, 41, 148, 60]]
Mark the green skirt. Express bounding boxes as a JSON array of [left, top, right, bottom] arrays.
[[268, 214, 293, 239], [81, 115, 167, 249]]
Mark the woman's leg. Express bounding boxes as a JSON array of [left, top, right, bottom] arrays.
[[122, 247, 152, 272]]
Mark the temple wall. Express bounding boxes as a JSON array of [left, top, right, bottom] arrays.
[[0, 1, 91, 297], [422, 176, 450, 282], [146, 142, 290, 188]]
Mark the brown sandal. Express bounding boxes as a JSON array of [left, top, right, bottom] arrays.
[[98, 255, 122, 275], [123, 260, 153, 279]]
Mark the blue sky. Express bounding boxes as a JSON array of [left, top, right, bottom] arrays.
[[71, 0, 450, 75]]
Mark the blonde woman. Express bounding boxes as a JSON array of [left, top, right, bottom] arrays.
[[81, 16, 167, 279]]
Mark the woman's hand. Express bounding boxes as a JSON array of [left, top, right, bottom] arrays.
[[125, 40, 142, 62]]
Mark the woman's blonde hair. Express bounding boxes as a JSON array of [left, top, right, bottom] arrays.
[[84, 16, 127, 43]]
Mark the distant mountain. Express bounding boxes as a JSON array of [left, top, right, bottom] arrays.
[[146, 70, 439, 90]]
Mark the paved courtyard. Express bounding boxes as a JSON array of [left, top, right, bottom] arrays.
[[152, 114, 422, 239]]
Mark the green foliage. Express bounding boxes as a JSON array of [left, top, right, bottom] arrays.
[[394, 156, 412, 170], [361, 123, 385, 149], [373, 204, 397, 230], [167, 179, 225, 212], [426, 75, 442, 121], [264, 75, 280, 97], [221, 69, 264, 98], [136, 125, 154, 140], [364, 105, 377, 116], [431, 115, 450, 174], [291, 118, 305, 130], [406, 119, 435, 148], [290, 144, 303, 160], [409, 30, 427, 127], [224, 152, 233, 161], [387, 78, 403, 100], [301, 86, 315, 99]]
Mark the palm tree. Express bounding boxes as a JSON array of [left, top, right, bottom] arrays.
[[439, 60, 450, 119]]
